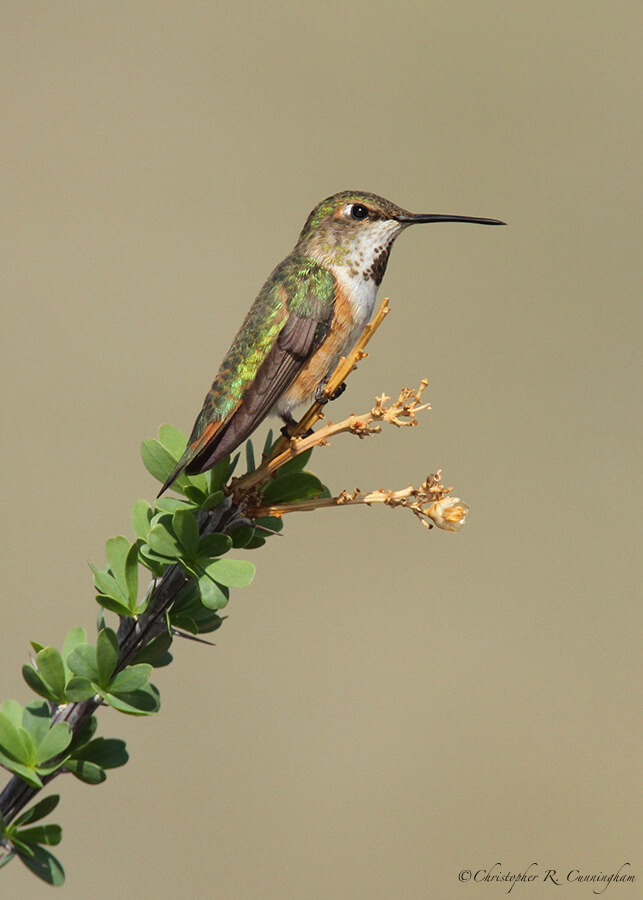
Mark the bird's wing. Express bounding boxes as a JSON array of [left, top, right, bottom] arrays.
[[158, 258, 336, 494], [185, 302, 329, 474]]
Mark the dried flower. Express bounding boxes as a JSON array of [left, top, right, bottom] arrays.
[[229, 298, 469, 537], [426, 497, 469, 532]]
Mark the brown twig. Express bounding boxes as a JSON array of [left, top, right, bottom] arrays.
[[230, 377, 468, 532], [258, 380, 430, 474], [256, 470, 469, 533]]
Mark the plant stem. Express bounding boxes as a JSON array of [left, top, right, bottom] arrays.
[[0, 498, 245, 825]]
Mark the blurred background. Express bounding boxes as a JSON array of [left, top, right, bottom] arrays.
[[1, 2, 641, 896]]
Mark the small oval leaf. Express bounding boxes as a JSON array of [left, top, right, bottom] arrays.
[[146, 523, 183, 560], [64, 759, 106, 784], [95, 629, 119, 686], [13, 794, 60, 827], [34, 649, 66, 701], [109, 664, 151, 694], [197, 532, 232, 558], [66, 644, 98, 681], [131, 499, 153, 541], [204, 558, 255, 588], [34, 723, 72, 766]]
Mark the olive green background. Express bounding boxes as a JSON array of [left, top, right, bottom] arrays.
[[1, 2, 641, 897]]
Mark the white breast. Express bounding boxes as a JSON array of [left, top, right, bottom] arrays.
[[332, 265, 379, 330], [331, 219, 399, 325]]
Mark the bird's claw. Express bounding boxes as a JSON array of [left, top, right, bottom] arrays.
[[327, 381, 347, 402], [315, 380, 347, 404], [280, 423, 313, 440]]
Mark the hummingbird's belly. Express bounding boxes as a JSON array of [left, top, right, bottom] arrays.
[[275, 276, 377, 416]]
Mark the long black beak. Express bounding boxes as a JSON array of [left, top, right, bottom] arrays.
[[395, 213, 506, 226]]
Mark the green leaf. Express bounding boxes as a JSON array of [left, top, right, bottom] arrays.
[[105, 537, 139, 608], [95, 594, 133, 617], [22, 702, 52, 748], [64, 759, 106, 784], [64, 677, 95, 702], [132, 631, 173, 668], [15, 842, 65, 885], [172, 509, 199, 559], [22, 665, 55, 702], [227, 452, 241, 479], [101, 683, 160, 716], [197, 575, 230, 610], [67, 716, 97, 754], [142, 428, 209, 493], [30, 641, 45, 653], [66, 643, 98, 680], [230, 525, 255, 548], [0, 754, 42, 787], [16, 727, 36, 765], [184, 609, 223, 635], [170, 580, 200, 607], [197, 532, 232, 558], [184, 485, 207, 505], [158, 424, 188, 458], [171, 581, 225, 622], [202, 490, 225, 511], [208, 456, 230, 493], [146, 522, 183, 560], [172, 605, 225, 634], [157, 430, 211, 490], [204, 558, 255, 588], [10, 837, 34, 856], [262, 471, 325, 504], [0, 711, 29, 763], [125, 543, 139, 606], [34, 649, 66, 701], [183, 471, 209, 493], [262, 428, 275, 456], [16, 823, 62, 846], [34, 723, 72, 765], [72, 737, 128, 769], [109, 664, 151, 694], [245, 439, 256, 473], [254, 515, 284, 534], [13, 795, 60, 827], [96, 629, 119, 686], [275, 447, 313, 476], [105, 535, 130, 584], [171, 613, 198, 634], [137, 544, 167, 576], [141, 437, 179, 484], [1, 700, 23, 728], [62, 628, 87, 668], [131, 499, 153, 541], [178, 558, 199, 581], [89, 564, 128, 605], [154, 497, 194, 514], [244, 535, 266, 550]]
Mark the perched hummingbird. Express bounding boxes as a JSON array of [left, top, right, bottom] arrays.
[[159, 191, 504, 494]]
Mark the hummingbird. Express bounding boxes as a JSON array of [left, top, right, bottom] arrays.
[[159, 190, 504, 494]]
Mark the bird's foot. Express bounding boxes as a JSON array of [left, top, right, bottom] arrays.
[[280, 420, 313, 440], [315, 379, 347, 404], [327, 381, 347, 402]]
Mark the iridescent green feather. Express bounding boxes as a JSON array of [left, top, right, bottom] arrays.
[[187, 254, 335, 445]]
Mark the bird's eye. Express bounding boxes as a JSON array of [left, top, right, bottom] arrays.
[[350, 204, 369, 220]]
